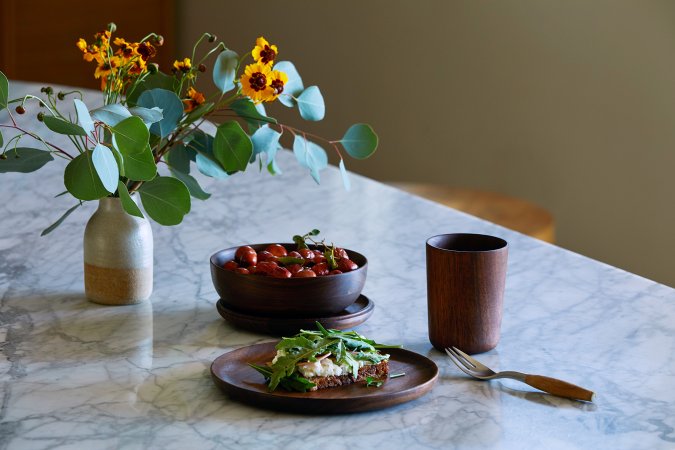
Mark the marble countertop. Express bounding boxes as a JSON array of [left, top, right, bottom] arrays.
[[2, 83, 675, 450]]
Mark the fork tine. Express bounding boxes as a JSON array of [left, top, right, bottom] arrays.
[[445, 348, 476, 377], [447, 346, 477, 369], [444, 348, 477, 377], [451, 346, 490, 371]]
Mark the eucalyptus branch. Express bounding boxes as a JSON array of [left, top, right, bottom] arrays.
[[0, 124, 75, 159]]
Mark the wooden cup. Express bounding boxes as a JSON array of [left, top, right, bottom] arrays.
[[427, 233, 508, 354]]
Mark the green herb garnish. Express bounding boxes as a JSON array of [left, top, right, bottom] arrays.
[[250, 322, 400, 392], [365, 376, 384, 388], [390, 372, 406, 379]]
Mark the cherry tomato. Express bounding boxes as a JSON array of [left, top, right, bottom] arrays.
[[288, 251, 302, 259], [338, 258, 358, 272], [334, 248, 349, 260], [257, 261, 278, 275], [257, 250, 277, 263], [287, 264, 303, 275], [271, 267, 292, 278], [235, 246, 257, 266], [329, 269, 343, 275], [294, 269, 317, 278], [234, 267, 250, 275], [223, 261, 239, 271], [235, 245, 255, 261], [313, 262, 329, 276], [298, 248, 315, 263], [266, 244, 288, 257]]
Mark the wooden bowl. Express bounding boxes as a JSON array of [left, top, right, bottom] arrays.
[[210, 244, 368, 317]]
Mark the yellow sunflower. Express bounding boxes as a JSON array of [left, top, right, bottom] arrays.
[[251, 37, 278, 66], [183, 87, 206, 112], [267, 70, 288, 101], [240, 63, 275, 103]]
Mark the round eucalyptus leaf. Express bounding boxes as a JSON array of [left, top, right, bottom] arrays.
[[91, 104, 132, 126], [0, 70, 8, 109], [196, 153, 230, 179], [128, 106, 163, 127], [0, 147, 53, 173], [112, 116, 150, 155], [213, 50, 239, 94], [117, 181, 144, 218], [74, 99, 94, 137], [339, 159, 351, 191], [251, 125, 281, 161], [64, 151, 108, 201], [139, 176, 191, 226], [213, 121, 252, 172], [43, 116, 87, 136], [138, 88, 183, 138], [273, 61, 304, 108], [297, 86, 325, 121], [169, 169, 211, 200], [126, 72, 179, 106], [340, 123, 378, 159], [124, 145, 156, 181], [92, 143, 119, 193]]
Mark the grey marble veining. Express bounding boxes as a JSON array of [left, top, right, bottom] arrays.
[[2, 82, 675, 449]]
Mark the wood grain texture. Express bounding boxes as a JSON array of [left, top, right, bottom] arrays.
[[524, 374, 596, 402], [215, 295, 374, 336], [211, 244, 367, 317], [210, 342, 439, 414], [391, 183, 555, 243], [427, 234, 508, 354], [0, 0, 175, 89]]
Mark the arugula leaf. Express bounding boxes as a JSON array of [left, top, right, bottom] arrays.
[[365, 376, 384, 388], [269, 338, 338, 391]]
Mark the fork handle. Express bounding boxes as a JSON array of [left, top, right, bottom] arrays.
[[524, 375, 595, 402]]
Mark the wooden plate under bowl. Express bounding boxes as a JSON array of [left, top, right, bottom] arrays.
[[211, 341, 439, 414], [216, 294, 374, 336]]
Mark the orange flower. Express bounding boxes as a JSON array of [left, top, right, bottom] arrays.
[[182, 87, 206, 112]]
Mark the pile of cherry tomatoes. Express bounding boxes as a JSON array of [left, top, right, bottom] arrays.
[[223, 244, 359, 278]]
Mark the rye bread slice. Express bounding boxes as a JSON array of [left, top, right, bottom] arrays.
[[307, 360, 389, 391]]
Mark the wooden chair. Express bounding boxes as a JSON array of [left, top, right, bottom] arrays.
[[390, 183, 555, 243]]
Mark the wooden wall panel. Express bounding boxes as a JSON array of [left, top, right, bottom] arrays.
[[0, 0, 176, 89]]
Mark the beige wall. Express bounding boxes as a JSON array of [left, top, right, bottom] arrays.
[[177, 0, 675, 287]]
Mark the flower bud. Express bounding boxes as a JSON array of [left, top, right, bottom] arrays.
[[45, 87, 53, 95], [208, 34, 217, 43], [107, 22, 117, 33], [0, 154, 7, 160], [57, 92, 65, 100], [198, 64, 206, 72], [148, 63, 159, 73], [37, 112, 45, 122], [154, 35, 164, 46], [15, 105, 25, 114]]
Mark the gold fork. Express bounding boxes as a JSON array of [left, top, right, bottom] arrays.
[[445, 346, 595, 402]]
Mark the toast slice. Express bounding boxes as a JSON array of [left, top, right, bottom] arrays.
[[308, 360, 389, 391]]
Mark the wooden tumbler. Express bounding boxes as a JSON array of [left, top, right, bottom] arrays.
[[427, 234, 508, 354]]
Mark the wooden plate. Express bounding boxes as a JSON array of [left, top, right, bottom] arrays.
[[216, 294, 374, 336], [210, 341, 439, 414]]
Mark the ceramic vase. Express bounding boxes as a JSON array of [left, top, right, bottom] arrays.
[[83, 197, 153, 305]]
